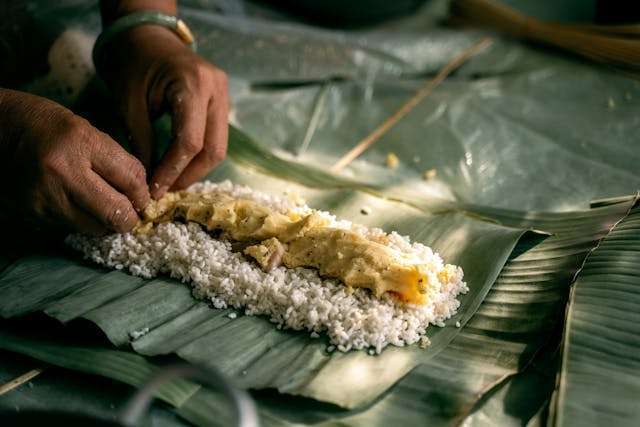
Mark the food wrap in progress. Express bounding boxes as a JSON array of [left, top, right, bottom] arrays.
[[139, 190, 459, 305], [68, 181, 467, 352]]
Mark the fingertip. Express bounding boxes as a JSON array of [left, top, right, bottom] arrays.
[[107, 202, 140, 234], [135, 186, 152, 212], [150, 181, 169, 200], [115, 214, 139, 234], [148, 152, 193, 199]]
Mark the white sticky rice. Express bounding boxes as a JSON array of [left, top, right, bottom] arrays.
[[67, 180, 468, 353]]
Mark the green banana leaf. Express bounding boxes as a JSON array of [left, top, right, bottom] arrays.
[[0, 330, 200, 409], [246, 195, 635, 426], [0, 127, 636, 423], [4, 0, 640, 425], [0, 327, 233, 427], [553, 203, 640, 426], [0, 127, 531, 409], [0, 349, 190, 426], [0, 194, 635, 427], [461, 319, 562, 427]]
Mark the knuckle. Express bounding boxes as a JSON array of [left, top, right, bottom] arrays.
[[127, 158, 147, 188], [194, 62, 227, 89], [181, 139, 202, 156], [205, 145, 226, 165], [59, 114, 89, 139], [195, 62, 213, 82], [40, 152, 64, 174], [212, 69, 228, 87]]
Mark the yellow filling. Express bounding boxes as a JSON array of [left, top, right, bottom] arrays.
[[139, 191, 432, 304]]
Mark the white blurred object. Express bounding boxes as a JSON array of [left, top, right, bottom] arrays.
[[27, 29, 96, 105]]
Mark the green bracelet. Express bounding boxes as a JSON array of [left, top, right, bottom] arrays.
[[92, 11, 197, 74]]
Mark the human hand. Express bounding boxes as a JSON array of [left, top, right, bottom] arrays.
[[0, 89, 150, 234], [99, 25, 229, 199]]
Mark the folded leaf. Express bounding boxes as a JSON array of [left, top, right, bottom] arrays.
[[554, 202, 640, 426], [253, 198, 635, 426], [0, 154, 527, 409]]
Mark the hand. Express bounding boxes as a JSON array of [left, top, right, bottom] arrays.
[[0, 90, 150, 234], [99, 25, 229, 199]]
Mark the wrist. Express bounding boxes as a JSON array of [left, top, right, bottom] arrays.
[[94, 11, 196, 80], [116, 23, 186, 50], [97, 24, 187, 81]]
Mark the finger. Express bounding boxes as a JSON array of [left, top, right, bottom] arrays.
[[150, 84, 208, 199], [91, 135, 151, 212], [171, 93, 229, 190], [68, 170, 140, 233], [122, 98, 154, 170]]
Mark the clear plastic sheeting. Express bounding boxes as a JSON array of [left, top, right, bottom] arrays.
[[233, 73, 639, 211], [16, 0, 640, 211]]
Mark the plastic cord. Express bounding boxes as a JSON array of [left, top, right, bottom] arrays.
[[119, 363, 259, 427]]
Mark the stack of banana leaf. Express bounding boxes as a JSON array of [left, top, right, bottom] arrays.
[[1, 0, 639, 426]]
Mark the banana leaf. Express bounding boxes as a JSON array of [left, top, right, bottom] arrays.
[[0, 126, 531, 409], [245, 196, 636, 426], [553, 203, 640, 426], [0, 195, 634, 427], [4, 0, 640, 425], [0, 329, 200, 409], [0, 327, 233, 427], [0, 349, 189, 427], [461, 321, 562, 427], [0, 127, 636, 418]]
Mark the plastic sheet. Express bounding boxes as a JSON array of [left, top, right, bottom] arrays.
[[13, 0, 640, 212]]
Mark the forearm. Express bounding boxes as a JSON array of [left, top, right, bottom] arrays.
[[97, 0, 184, 83], [100, 0, 177, 26]]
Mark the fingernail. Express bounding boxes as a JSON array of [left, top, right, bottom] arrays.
[[152, 185, 169, 199]]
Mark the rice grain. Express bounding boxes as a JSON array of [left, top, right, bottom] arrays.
[[67, 180, 468, 353]]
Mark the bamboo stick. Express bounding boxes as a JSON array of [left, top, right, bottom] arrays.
[[331, 37, 493, 173], [0, 368, 44, 396]]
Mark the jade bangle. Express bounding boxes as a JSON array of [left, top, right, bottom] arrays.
[[92, 11, 197, 74]]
